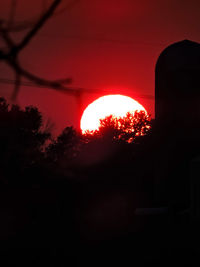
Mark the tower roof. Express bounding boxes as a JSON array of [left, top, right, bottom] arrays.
[[156, 39, 200, 72]]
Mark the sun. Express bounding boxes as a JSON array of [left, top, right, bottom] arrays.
[[80, 94, 146, 133]]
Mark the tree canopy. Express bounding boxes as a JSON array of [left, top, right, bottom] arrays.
[[0, 98, 153, 180], [83, 110, 152, 144], [0, 97, 51, 179]]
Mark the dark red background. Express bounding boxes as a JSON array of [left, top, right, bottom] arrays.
[[0, 0, 200, 134]]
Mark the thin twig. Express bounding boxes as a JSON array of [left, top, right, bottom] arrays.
[[5, 0, 80, 33], [0, 27, 15, 48], [0, 0, 76, 100], [16, 0, 61, 53], [7, 59, 71, 90], [11, 72, 21, 101], [52, 0, 81, 17]]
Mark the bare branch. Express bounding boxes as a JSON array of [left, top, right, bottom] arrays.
[[52, 0, 81, 17], [7, 59, 72, 90], [3, 0, 80, 33], [16, 0, 62, 53], [0, 0, 77, 100], [0, 25, 15, 48]]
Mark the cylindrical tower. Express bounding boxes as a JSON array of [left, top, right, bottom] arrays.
[[155, 39, 200, 132], [154, 40, 200, 208]]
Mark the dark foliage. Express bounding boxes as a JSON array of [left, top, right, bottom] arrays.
[[83, 110, 152, 144], [0, 97, 50, 182], [0, 98, 197, 266], [45, 126, 83, 172]]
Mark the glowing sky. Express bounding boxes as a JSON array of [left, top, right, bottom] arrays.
[[0, 0, 200, 134]]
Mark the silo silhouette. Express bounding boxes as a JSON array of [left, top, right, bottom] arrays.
[[154, 40, 200, 208], [155, 39, 200, 133]]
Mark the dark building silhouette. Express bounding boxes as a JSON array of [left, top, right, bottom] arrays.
[[190, 157, 200, 221], [155, 39, 200, 131], [154, 40, 200, 209]]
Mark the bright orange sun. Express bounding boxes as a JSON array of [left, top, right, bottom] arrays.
[[80, 94, 146, 133]]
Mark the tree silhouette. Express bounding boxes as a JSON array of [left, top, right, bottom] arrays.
[[0, 97, 50, 181], [84, 110, 152, 144], [46, 126, 82, 165], [67, 110, 153, 169]]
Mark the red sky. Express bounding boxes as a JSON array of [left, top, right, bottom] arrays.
[[0, 0, 200, 135]]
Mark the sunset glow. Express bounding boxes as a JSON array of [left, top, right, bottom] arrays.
[[80, 95, 146, 133]]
